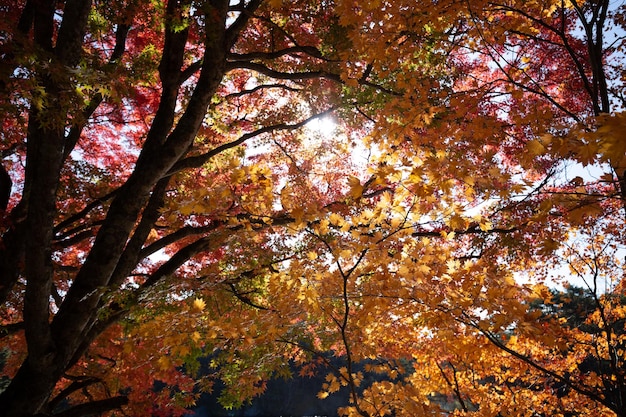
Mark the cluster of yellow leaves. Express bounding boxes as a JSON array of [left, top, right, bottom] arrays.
[[529, 112, 626, 172], [236, 1, 626, 415], [317, 367, 361, 399], [108, 1, 626, 416], [585, 112, 626, 168]]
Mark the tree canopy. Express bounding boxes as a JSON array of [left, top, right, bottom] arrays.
[[1, 0, 626, 416]]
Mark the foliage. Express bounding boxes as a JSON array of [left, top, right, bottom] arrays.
[[1, 1, 626, 417]]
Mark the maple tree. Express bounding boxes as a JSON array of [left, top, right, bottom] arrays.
[[0, 0, 375, 415], [271, 1, 626, 416], [2, 0, 626, 417]]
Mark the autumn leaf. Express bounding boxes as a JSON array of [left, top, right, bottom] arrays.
[[192, 298, 206, 313], [158, 356, 172, 371], [347, 176, 364, 199], [317, 391, 329, 399]]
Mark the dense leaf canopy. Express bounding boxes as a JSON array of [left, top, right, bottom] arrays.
[[1, 0, 626, 416]]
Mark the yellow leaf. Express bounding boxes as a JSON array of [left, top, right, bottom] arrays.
[[328, 379, 341, 393], [192, 297, 206, 313], [389, 216, 402, 228], [345, 77, 359, 87], [179, 203, 195, 216], [291, 206, 305, 226], [448, 214, 468, 230], [329, 212, 344, 225], [440, 230, 455, 240], [578, 140, 600, 166], [417, 264, 430, 275], [347, 176, 364, 199], [176, 344, 191, 357], [479, 219, 492, 231], [158, 355, 171, 371], [446, 258, 460, 273]]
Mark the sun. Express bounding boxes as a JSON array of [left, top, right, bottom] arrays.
[[306, 116, 337, 139]]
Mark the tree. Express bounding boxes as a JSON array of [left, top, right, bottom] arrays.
[[272, 1, 626, 416], [0, 0, 390, 415], [2, 1, 626, 417], [224, 1, 626, 416]]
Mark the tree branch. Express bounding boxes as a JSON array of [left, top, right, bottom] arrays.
[[0, 321, 24, 339], [47, 377, 102, 412], [225, 83, 300, 99], [138, 222, 226, 260], [64, 23, 132, 161], [227, 60, 402, 96], [0, 162, 11, 212], [225, 0, 263, 49], [228, 45, 326, 61], [169, 107, 337, 174], [54, 189, 117, 236]]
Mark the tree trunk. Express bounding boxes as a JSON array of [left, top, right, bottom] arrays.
[[0, 357, 62, 416]]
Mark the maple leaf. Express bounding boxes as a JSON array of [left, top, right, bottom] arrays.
[[347, 176, 364, 199], [317, 391, 329, 400], [192, 298, 206, 313], [158, 356, 172, 371]]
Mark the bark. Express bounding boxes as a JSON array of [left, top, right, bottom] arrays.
[[0, 0, 93, 413], [0, 162, 10, 211], [19, 112, 65, 404], [0, 223, 24, 305], [0, 358, 62, 416]]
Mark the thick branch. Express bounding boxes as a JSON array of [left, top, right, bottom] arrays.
[[55, 0, 92, 66], [108, 178, 169, 289], [225, 83, 300, 98], [140, 236, 225, 290], [225, 0, 263, 49], [0, 162, 11, 211], [54, 189, 116, 235], [226, 60, 339, 81], [64, 23, 131, 161], [53, 227, 101, 249], [0, 321, 25, 339], [138, 222, 226, 260], [138, 213, 295, 293], [227, 61, 401, 96], [47, 377, 102, 412], [227, 45, 326, 61], [170, 108, 336, 173]]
